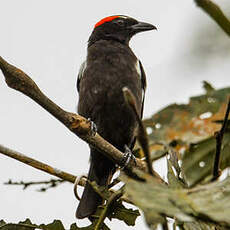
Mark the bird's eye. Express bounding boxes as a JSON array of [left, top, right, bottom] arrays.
[[114, 20, 125, 26]]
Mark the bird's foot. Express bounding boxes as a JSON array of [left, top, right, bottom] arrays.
[[120, 145, 136, 170], [88, 118, 97, 136]]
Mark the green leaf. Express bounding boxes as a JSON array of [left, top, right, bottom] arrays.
[[108, 202, 140, 226], [86, 181, 140, 227], [121, 170, 230, 227], [144, 86, 230, 149], [0, 219, 106, 230], [182, 133, 230, 186], [0, 221, 6, 228], [39, 220, 65, 230], [203, 81, 215, 94], [143, 85, 230, 186], [121, 171, 195, 225], [182, 221, 217, 230], [0, 219, 37, 230], [70, 222, 110, 230]]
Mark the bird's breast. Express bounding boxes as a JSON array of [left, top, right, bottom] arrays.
[[77, 41, 143, 147]]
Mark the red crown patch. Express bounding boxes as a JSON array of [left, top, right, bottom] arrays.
[[94, 16, 120, 28]]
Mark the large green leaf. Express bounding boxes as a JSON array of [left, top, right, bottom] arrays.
[[121, 170, 230, 228], [143, 84, 230, 186], [144, 84, 230, 146], [182, 133, 230, 186]]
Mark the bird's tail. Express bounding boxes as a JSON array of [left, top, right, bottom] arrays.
[[76, 149, 115, 219]]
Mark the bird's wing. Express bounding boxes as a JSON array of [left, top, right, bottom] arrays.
[[138, 60, 147, 119], [129, 60, 147, 150], [77, 61, 87, 92], [77, 60, 146, 117]]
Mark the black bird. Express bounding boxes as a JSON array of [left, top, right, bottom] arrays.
[[76, 15, 156, 219]]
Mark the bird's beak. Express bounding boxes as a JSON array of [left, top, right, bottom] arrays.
[[130, 21, 157, 33]]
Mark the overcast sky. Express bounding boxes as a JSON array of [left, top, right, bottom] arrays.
[[1, 0, 230, 229]]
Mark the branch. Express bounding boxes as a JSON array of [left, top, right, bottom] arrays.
[[95, 190, 123, 230], [195, 0, 230, 36], [0, 56, 146, 173], [0, 144, 133, 206], [123, 87, 154, 176], [0, 144, 81, 184], [212, 98, 230, 181]]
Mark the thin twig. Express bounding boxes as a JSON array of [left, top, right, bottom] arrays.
[[123, 87, 154, 176], [0, 144, 80, 184], [195, 0, 230, 36], [0, 144, 137, 206], [0, 56, 146, 173], [4, 179, 65, 191], [212, 98, 230, 181], [95, 190, 123, 230]]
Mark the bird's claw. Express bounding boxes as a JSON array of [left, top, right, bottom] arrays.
[[120, 145, 136, 170], [73, 174, 88, 201], [88, 118, 97, 136]]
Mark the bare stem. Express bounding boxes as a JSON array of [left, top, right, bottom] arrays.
[[195, 0, 230, 36], [95, 190, 123, 230], [123, 87, 155, 176], [4, 178, 65, 191], [0, 144, 81, 185], [212, 98, 230, 181]]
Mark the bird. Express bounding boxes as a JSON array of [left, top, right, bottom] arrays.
[[76, 15, 156, 219]]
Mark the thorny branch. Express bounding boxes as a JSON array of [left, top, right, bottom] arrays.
[[195, 0, 230, 36], [212, 98, 230, 181]]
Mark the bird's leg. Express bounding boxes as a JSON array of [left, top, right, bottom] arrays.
[[120, 145, 136, 169], [88, 118, 97, 136]]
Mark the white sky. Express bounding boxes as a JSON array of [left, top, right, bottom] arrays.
[[0, 0, 229, 229]]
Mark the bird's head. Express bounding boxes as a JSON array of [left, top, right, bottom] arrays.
[[88, 15, 156, 46]]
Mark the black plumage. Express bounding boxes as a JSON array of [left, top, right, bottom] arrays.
[[76, 15, 156, 219]]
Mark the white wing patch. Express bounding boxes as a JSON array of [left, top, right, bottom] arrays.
[[135, 60, 142, 79], [77, 61, 87, 92], [135, 60, 145, 104], [141, 88, 145, 104], [78, 61, 87, 81]]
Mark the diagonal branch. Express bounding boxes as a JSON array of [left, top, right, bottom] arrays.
[[195, 0, 230, 36], [0, 144, 80, 184], [0, 144, 133, 205], [123, 87, 154, 176], [95, 190, 123, 230], [0, 56, 146, 173]]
